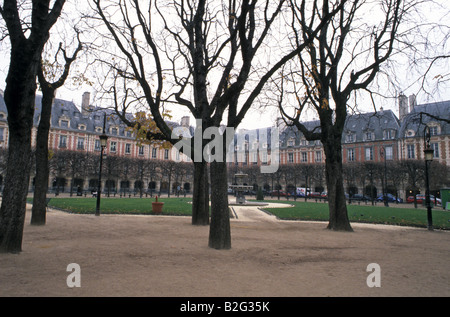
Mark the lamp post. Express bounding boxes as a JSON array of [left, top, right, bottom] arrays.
[[95, 113, 108, 216], [380, 146, 389, 207], [423, 126, 434, 231]]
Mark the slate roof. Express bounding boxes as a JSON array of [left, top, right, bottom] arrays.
[[398, 100, 450, 138], [0, 93, 191, 139], [0, 92, 449, 144], [343, 109, 400, 143]]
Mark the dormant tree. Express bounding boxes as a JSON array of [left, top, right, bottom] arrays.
[[31, 33, 83, 225], [278, 0, 405, 231], [91, 0, 343, 249], [0, 0, 66, 253]]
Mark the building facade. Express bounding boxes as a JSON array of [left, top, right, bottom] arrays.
[[0, 90, 448, 200]]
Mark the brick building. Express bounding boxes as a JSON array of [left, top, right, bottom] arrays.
[[0, 89, 448, 200]]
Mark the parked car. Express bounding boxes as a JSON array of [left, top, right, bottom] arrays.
[[376, 193, 403, 203], [308, 192, 322, 198], [350, 194, 371, 202], [407, 194, 441, 205], [270, 190, 290, 197]]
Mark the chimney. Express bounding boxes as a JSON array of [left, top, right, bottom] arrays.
[[409, 94, 417, 110], [81, 92, 91, 115], [181, 116, 190, 127], [398, 92, 408, 120]]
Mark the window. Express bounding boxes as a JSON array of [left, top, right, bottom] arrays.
[[429, 126, 438, 136], [252, 152, 258, 164], [431, 143, 439, 158], [288, 152, 294, 163], [287, 139, 294, 147], [347, 148, 355, 162], [0, 127, 4, 141], [138, 146, 144, 156], [164, 149, 169, 160], [364, 131, 374, 141], [384, 129, 395, 139], [125, 143, 131, 154], [151, 147, 157, 158], [59, 135, 67, 148], [77, 137, 85, 150], [365, 147, 373, 161], [315, 151, 322, 162], [95, 140, 101, 151], [407, 144, 415, 159], [60, 120, 69, 128], [110, 141, 117, 152], [301, 152, 308, 162], [385, 146, 393, 160], [262, 152, 268, 164]]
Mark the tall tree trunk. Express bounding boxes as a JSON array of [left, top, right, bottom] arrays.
[[192, 161, 209, 225], [0, 77, 36, 252], [31, 87, 54, 225], [208, 160, 231, 249], [323, 134, 353, 232]]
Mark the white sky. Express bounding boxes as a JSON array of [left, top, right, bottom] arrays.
[[0, 0, 449, 131]]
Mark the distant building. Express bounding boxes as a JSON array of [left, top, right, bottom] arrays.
[[0, 90, 448, 199]]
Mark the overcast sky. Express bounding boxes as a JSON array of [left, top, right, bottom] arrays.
[[0, 0, 449, 131]]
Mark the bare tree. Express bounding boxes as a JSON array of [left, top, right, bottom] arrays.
[[278, 0, 405, 231], [0, 0, 67, 253], [31, 34, 83, 225], [91, 0, 343, 249]]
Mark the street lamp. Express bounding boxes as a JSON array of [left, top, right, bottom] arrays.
[[423, 126, 434, 231], [95, 113, 108, 216]]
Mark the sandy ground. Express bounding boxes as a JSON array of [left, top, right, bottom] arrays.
[[0, 201, 449, 298]]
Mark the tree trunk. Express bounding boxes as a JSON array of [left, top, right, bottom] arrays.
[[192, 161, 210, 225], [31, 87, 54, 225], [208, 160, 231, 249], [0, 82, 36, 253], [323, 136, 353, 232]]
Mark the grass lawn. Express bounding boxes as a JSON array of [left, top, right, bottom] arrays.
[[44, 197, 193, 216], [259, 200, 450, 230], [36, 197, 450, 230]]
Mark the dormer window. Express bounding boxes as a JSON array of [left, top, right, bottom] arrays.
[[346, 132, 355, 143], [78, 124, 86, 131], [429, 125, 439, 136], [60, 119, 69, 128], [406, 130, 415, 137], [364, 130, 374, 141], [287, 138, 295, 147], [383, 129, 396, 139], [110, 127, 118, 135]]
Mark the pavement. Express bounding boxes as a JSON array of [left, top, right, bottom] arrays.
[[229, 202, 292, 222]]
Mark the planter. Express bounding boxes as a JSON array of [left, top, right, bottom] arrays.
[[152, 196, 164, 214], [152, 202, 164, 214]]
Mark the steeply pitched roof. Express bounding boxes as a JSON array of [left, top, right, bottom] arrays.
[[343, 109, 400, 142], [398, 100, 450, 138]]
